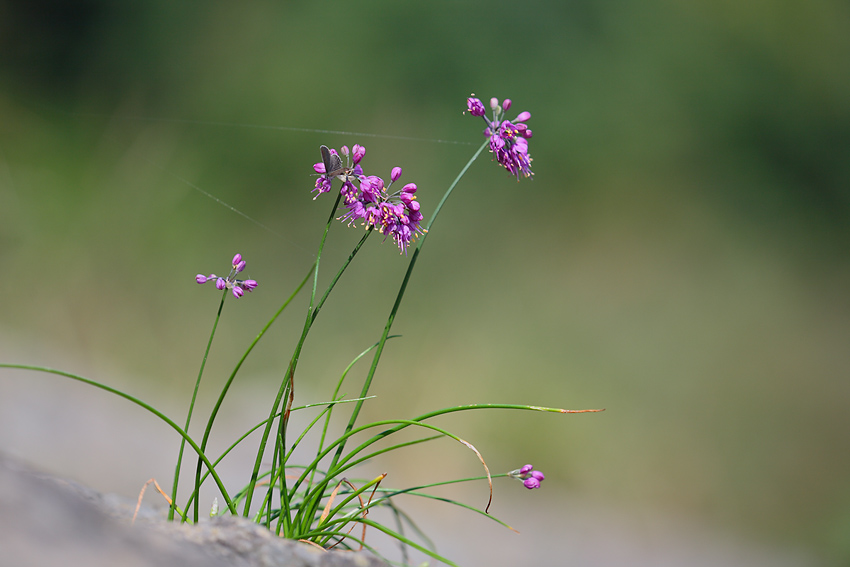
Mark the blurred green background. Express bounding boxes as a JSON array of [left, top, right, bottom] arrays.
[[1, 0, 849, 564]]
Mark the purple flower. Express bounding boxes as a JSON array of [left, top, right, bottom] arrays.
[[313, 174, 333, 197], [509, 464, 546, 490], [196, 254, 258, 299], [465, 94, 534, 179], [466, 96, 486, 116], [312, 145, 425, 253]]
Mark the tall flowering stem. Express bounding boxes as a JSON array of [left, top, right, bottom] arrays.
[[243, 154, 388, 522], [241, 190, 345, 519], [326, 96, 534, 487], [247, 143, 420, 525], [327, 138, 490, 473], [172, 253, 259, 522], [262, 144, 422, 531], [168, 272, 226, 521], [185, 263, 312, 523], [269, 227, 373, 531]]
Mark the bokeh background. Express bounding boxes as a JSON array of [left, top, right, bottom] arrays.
[[1, 1, 849, 565]]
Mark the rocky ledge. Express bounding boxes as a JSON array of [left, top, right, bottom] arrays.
[[0, 453, 388, 567]]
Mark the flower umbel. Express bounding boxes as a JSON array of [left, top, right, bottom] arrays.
[[312, 145, 425, 253], [465, 94, 533, 179], [196, 253, 258, 298], [508, 464, 546, 489]]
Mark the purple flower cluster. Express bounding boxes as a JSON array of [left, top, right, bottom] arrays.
[[313, 145, 424, 253], [509, 464, 546, 489], [465, 95, 533, 179], [196, 253, 258, 298]]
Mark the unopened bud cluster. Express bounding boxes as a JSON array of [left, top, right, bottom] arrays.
[[196, 253, 258, 298]]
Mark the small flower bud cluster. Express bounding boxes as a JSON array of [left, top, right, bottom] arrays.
[[196, 253, 258, 298], [508, 463, 546, 489], [465, 95, 533, 179], [313, 145, 425, 253]]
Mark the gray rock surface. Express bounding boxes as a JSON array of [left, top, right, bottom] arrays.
[[0, 453, 388, 567]]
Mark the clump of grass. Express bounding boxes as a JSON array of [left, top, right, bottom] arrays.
[[2, 95, 602, 566]]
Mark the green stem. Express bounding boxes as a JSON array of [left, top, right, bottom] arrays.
[[242, 192, 340, 517], [172, 288, 226, 522], [309, 337, 399, 493], [190, 264, 313, 523], [329, 139, 489, 472], [243, 191, 372, 518], [265, 226, 373, 525]]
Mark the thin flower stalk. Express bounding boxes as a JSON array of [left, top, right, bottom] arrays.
[[173, 253, 260, 522], [327, 138, 490, 474], [187, 263, 312, 522], [242, 191, 345, 519]]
